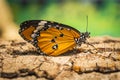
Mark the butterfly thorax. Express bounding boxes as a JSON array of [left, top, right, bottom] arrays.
[[74, 32, 90, 46]]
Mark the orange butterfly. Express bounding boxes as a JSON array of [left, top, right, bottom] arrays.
[[19, 20, 90, 56]]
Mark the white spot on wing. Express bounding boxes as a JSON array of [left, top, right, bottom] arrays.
[[37, 25, 44, 30], [34, 21, 47, 32], [31, 33, 37, 38], [67, 28, 70, 31], [48, 25, 51, 27], [38, 21, 47, 26], [33, 25, 44, 33], [56, 25, 59, 27]]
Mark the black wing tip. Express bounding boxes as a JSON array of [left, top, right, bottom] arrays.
[[20, 20, 41, 29]]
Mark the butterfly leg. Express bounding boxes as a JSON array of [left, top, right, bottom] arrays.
[[85, 42, 98, 53]]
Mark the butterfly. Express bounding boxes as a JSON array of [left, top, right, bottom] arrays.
[[19, 20, 90, 56]]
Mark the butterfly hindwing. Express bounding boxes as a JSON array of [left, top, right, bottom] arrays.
[[34, 22, 80, 56]]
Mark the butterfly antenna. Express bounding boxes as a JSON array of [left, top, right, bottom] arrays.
[[86, 15, 88, 32]]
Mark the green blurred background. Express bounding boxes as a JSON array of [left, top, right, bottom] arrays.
[[7, 0, 120, 37]]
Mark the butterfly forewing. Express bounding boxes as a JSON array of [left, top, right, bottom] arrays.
[[19, 20, 81, 56], [19, 20, 42, 42], [20, 26, 35, 41]]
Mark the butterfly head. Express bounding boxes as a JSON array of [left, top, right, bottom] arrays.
[[82, 32, 90, 38], [75, 32, 90, 45]]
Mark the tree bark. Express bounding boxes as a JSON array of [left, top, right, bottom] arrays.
[[0, 36, 120, 80]]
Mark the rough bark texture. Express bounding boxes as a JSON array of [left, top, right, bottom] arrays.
[[0, 36, 120, 80]]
